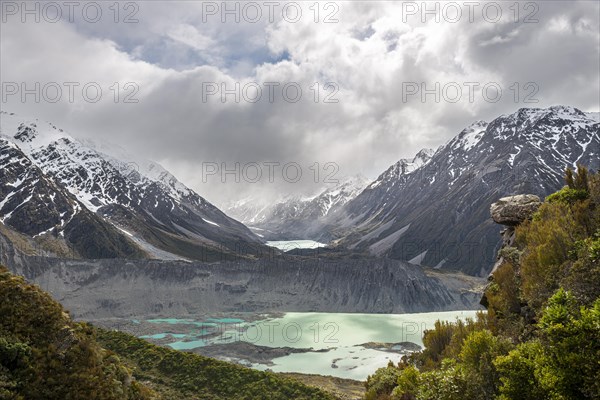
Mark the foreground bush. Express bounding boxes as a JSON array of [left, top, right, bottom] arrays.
[[365, 166, 600, 400]]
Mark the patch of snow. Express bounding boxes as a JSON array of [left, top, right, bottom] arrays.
[[202, 218, 220, 227], [584, 112, 599, 122], [117, 227, 134, 237], [449, 120, 488, 151]]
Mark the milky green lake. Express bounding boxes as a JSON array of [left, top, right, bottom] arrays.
[[266, 240, 328, 250], [137, 310, 479, 380]]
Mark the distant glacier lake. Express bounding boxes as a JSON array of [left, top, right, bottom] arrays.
[[266, 240, 328, 250], [129, 310, 480, 380]]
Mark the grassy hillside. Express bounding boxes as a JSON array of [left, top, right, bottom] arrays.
[[364, 166, 600, 400], [0, 266, 336, 400]]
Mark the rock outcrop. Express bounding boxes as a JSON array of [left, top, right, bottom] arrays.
[[488, 195, 541, 276], [490, 195, 542, 226], [481, 194, 542, 306]]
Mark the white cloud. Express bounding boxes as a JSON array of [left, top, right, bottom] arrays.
[[1, 1, 598, 206], [167, 24, 217, 52]]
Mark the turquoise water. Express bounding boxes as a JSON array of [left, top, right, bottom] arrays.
[[247, 310, 479, 380], [148, 318, 202, 325], [139, 333, 187, 339], [241, 311, 478, 349], [138, 317, 246, 350], [206, 317, 244, 324], [168, 339, 207, 350], [266, 240, 328, 250], [147, 318, 217, 327], [135, 310, 480, 380]]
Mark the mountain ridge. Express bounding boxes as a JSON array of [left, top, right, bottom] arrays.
[[226, 174, 371, 240], [325, 105, 599, 276], [0, 111, 267, 261]]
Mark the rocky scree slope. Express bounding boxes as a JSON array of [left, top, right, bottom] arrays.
[[0, 230, 483, 317]]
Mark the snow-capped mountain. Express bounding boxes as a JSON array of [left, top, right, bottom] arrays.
[[330, 106, 599, 276], [0, 111, 265, 260], [226, 175, 371, 240], [368, 148, 437, 190], [0, 134, 145, 259]]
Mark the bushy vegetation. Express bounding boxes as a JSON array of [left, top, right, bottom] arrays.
[[365, 165, 600, 400], [0, 266, 336, 400], [96, 330, 336, 400], [0, 267, 154, 400]]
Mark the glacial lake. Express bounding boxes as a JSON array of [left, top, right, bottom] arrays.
[[266, 240, 328, 250], [134, 310, 479, 380]]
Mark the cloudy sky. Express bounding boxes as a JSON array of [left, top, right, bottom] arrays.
[[1, 0, 599, 206]]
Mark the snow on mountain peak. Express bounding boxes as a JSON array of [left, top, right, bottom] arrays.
[[412, 148, 436, 166], [451, 120, 488, 151], [547, 105, 586, 116], [0, 112, 74, 152], [368, 147, 437, 189], [224, 174, 371, 230], [585, 112, 600, 123], [0, 111, 218, 219], [502, 105, 592, 129], [81, 138, 198, 205]]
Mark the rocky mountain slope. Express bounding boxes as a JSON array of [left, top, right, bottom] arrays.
[[0, 137, 144, 259], [0, 231, 483, 316], [327, 106, 599, 276], [226, 175, 370, 240], [0, 111, 266, 261]]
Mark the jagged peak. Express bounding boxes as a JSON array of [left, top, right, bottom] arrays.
[[0, 112, 75, 152], [448, 120, 488, 151], [0, 112, 205, 208], [412, 148, 436, 164], [465, 120, 489, 130], [547, 105, 585, 115], [502, 105, 592, 125]]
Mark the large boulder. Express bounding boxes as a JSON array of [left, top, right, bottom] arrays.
[[482, 194, 543, 306], [490, 195, 542, 226]]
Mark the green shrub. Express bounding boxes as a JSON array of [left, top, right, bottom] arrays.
[[415, 359, 466, 400], [391, 365, 419, 400], [458, 330, 513, 400], [486, 262, 522, 336], [517, 202, 580, 311], [365, 362, 403, 400], [546, 187, 588, 204], [494, 340, 548, 400], [536, 289, 600, 399]]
